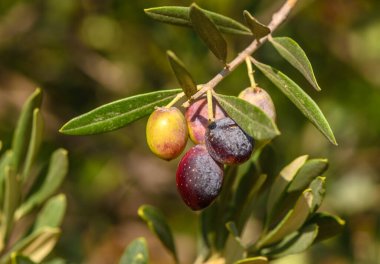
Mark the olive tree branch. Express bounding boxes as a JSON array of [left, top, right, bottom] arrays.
[[182, 0, 298, 107]]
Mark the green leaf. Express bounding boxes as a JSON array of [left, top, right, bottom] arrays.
[[267, 155, 308, 219], [167, 51, 197, 98], [0, 141, 2, 152], [270, 37, 321, 91], [144, 6, 251, 36], [33, 194, 67, 232], [21, 108, 44, 182], [252, 60, 337, 145], [235, 256, 268, 264], [3, 227, 60, 263], [60, 89, 181, 135], [11, 88, 42, 172], [138, 205, 178, 263], [308, 212, 345, 243], [226, 222, 245, 248], [261, 224, 318, 258], [243, 10, 270, 40], [309, 176, 326, 212], [0, 150, 14, 205], [119, 237, 148, 264], [0, 166, 20, 249], [15, 149, 68, 220], [288, 159, 328, 192], [214, 94, 280, 141], [11, 254, 36, 264], [257, 189, 313, 248], [189, 4, 227, 63]]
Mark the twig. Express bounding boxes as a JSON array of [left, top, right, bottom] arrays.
[[182, 0, 298, 107]]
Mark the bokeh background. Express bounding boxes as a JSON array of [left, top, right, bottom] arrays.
[[1, 0, 380, 263]]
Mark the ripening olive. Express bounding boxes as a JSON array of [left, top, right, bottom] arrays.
[[239, 87, 276, 121]]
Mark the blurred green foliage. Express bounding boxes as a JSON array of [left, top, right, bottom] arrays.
[[1, 0, 380, 263]]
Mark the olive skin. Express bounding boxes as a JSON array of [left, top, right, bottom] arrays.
[[176, 145, 224, 210], [239, 87, 276, 121], [146, 107, 188, 161], [205, 117, 254, 165], [185, 97, 227, 144]]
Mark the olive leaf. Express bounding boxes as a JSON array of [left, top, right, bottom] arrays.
[[144, 6, 251, 35], [119, 237, 149, 264], [214, 94, 280, 141], [167, 50, 197, 98], [138, 205, 178, 263], [33, 194, 67, 232], [60, 89, 181, 135], [226, 221, 245, 249], [270, 37, 321, 91], [243, 10, 270, 40], [189, 4, 227, 63], [252, 59, 337, 145], [235, 256, 268, 264], [307, 212, 345, 243], [11, 254, 36, 264]]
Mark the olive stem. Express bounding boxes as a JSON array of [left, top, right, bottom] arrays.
[[245, 56, 257, 89], [182, 0, 298, 108], [165, 92, 185, 108], [207, 89, 214, 122]]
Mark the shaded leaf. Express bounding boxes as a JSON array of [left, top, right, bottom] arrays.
[[138, 205, 178, 262], [243, 11, 270, 40], [167, 51, 197, 98], [144, 6, 251, 35], [288, 159, 328, 192], [252, 60, 337, 145], [308, 212, 345, 243], [189, 4, 227, 63], [11, 254, 36, 264], [261, 224, 318, 258], [214, 94, 280, 141], [33, 194, 67, 232], [0, 150, 14, 205], [309, 177, 326, 212], [21, 108, 44, 182], [226, 222, 245, 248], [15, 149, 68, 220], [11, 88, 42, 172], [0, 141, 2, 152], [119, 237, 148, 264], [267, 155, 308, 219], [270, 37, 321, 91], [235, 256, 268, 264], [60, 89, 181, 135], [257, 189, 313, 248]]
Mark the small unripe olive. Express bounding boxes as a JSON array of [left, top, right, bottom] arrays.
[[146, 107, 188, 161], [185, 97, 227, 144], [239, 87, 276, 121]]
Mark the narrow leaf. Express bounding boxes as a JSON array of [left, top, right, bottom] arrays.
[[308, 212, 345, 243], [0, 150, 14, 205], [288, 159, 328, 192], [60, 89, 181, 135], [11, 254, 36, 264], [215, 94, 280, 141], [262, 224, 319, 258], [144, 6, 251, 35], [267, 155, 308, 219], [252, 60, 337, 145], [33, 194, 67, 232], [119, 237, 148, 264], [15, 149, 68, 220], [138, 205, 178, 262], [270, 37, 321, 91], [11, 88, 42, 172], [167, 51, 197, 98], [309, 176, 326, 212], [21, 108, 44, 182], [258, 189, 313, 248], [235, 256, 268, 264], [190, 4, 227, 63], [226, 222, 245, 248], [243, 11, 270, 40], [0, 141, 2, 152]]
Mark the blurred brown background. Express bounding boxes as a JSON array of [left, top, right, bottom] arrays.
[[1, 0, 380, 263]]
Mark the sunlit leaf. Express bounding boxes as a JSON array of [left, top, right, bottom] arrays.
[[119, 237, 148, 264], [15, 149, 68, 220], [167, 50, 197, 98], [11, 88, 42, 172], [288, 159, 328, 192], [215, 94, 280, 141], [60, 89, 181, 135], [33, 194, 67, 232], [243, 10, 270, 40], [190, 4, 227, 63], [309, 176, 326, 212], [307, 212, 345, 243], [270, 37, 321, 91], [138, 205, 178, 262], [235, 256, 268, 264], [252, 60, 337, 145], [144, 6, 251, 35], [11, 254, 36, 264], [0, 150, 14, 206]]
